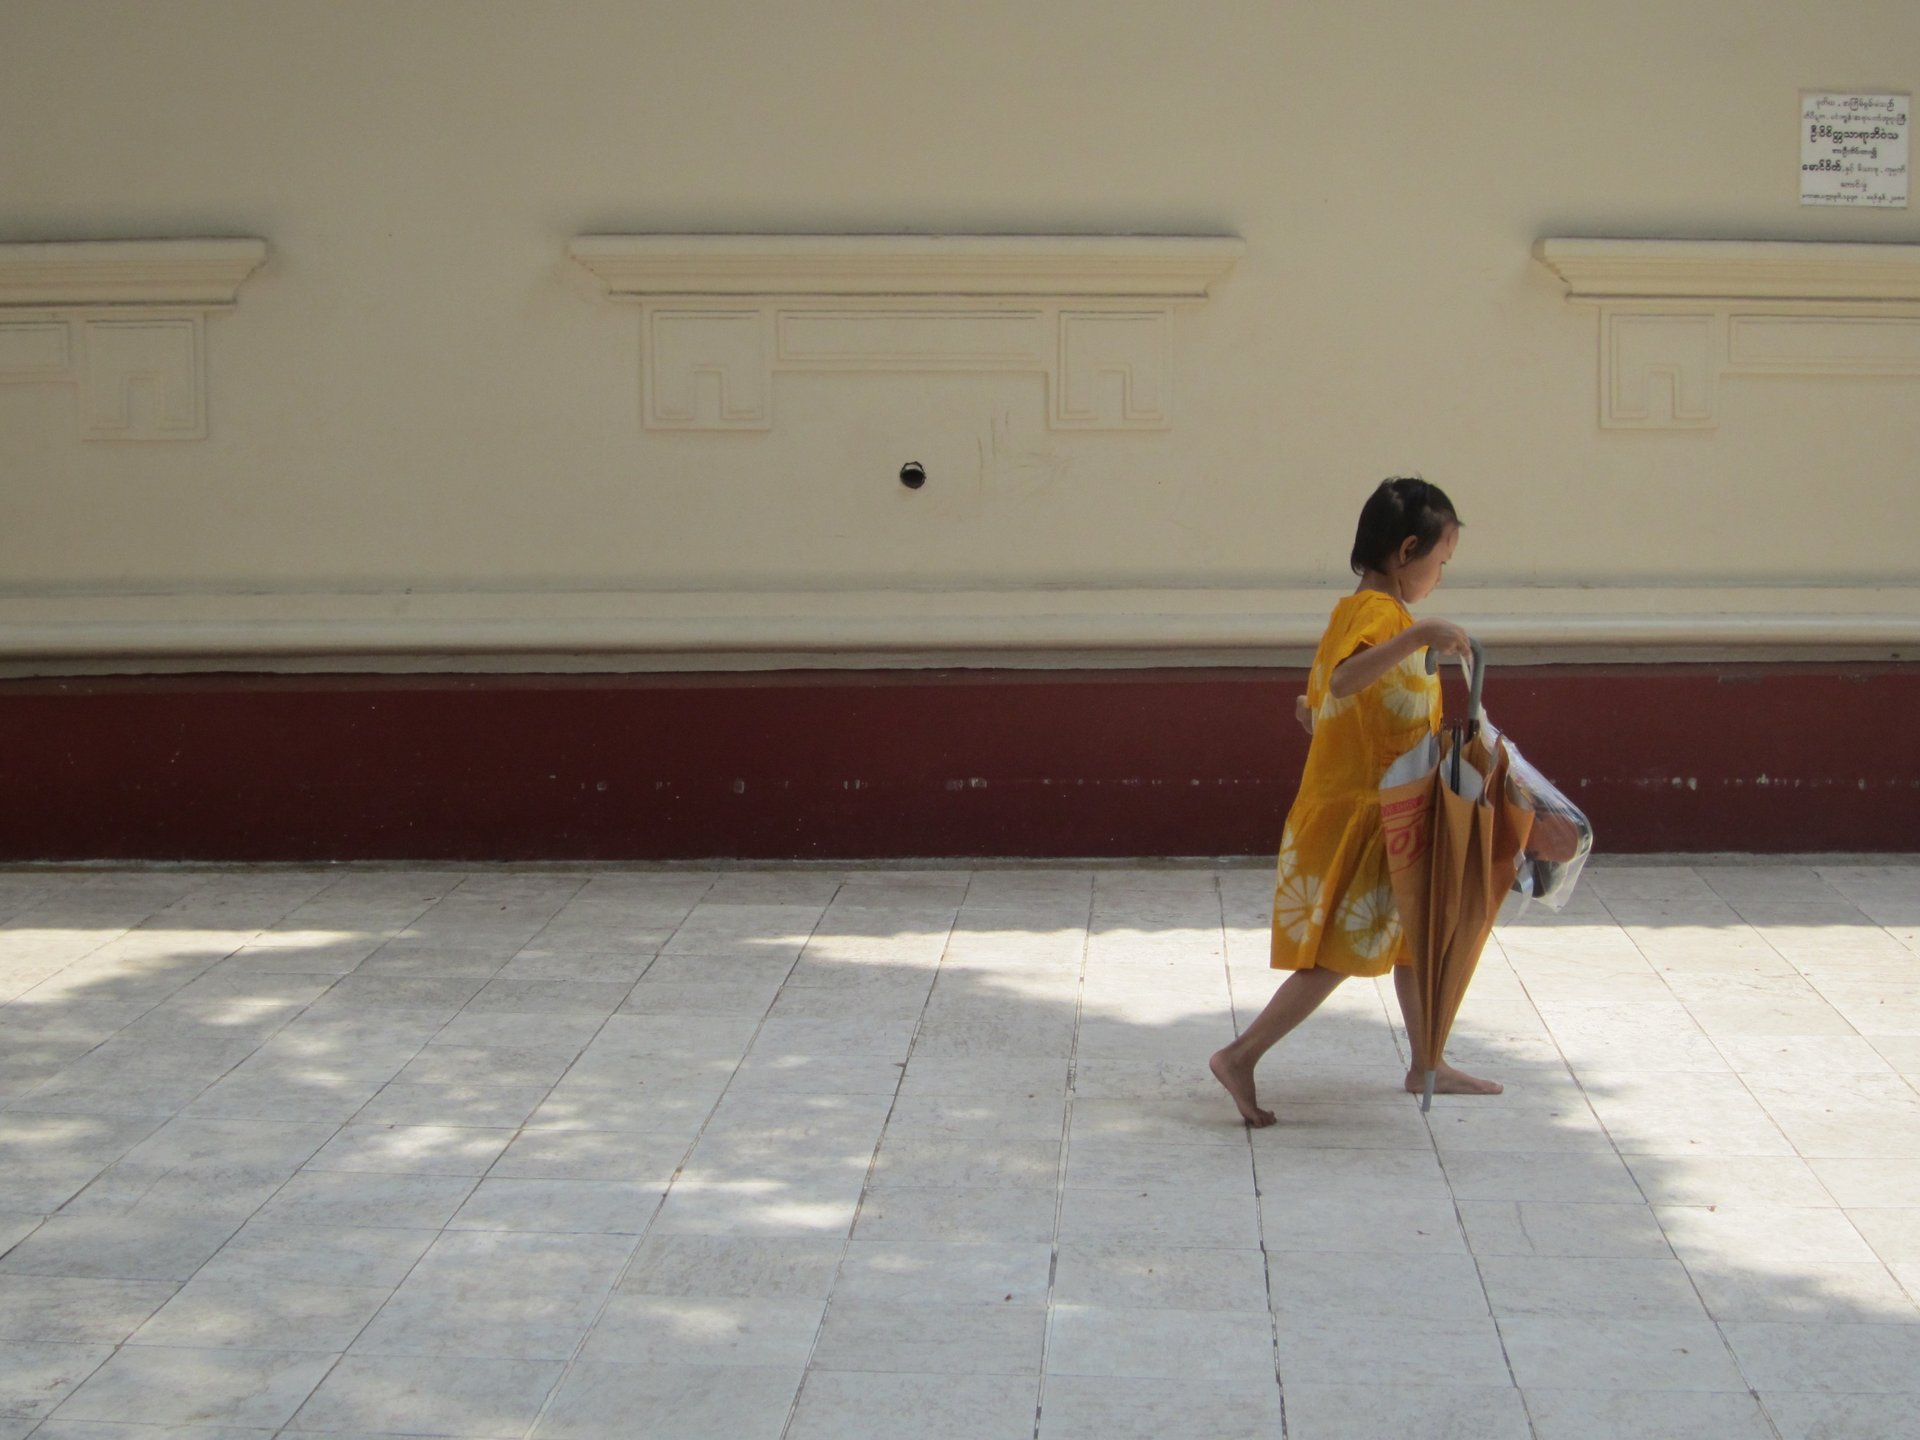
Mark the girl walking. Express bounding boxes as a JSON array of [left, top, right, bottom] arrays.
[[1211, 478, 1501, 1126]]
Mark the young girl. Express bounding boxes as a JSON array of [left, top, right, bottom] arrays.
[[1210, 478, 1500, 1126]]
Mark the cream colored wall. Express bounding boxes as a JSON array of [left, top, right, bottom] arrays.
[[1, 0, 1916, 668]]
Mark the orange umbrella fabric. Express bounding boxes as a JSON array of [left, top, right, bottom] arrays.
[[1380, 652, 1534, 1111]]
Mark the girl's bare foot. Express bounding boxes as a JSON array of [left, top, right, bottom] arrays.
[[1210, 1048, 1277, 1126], [1405, 1062, 1503, 1096]]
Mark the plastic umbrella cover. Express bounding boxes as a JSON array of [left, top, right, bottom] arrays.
[[1483, 721, 1594, 913]]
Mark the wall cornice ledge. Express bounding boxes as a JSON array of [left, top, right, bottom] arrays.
[[2, 586, 1914, 666], [568, 234, 1244, 299], [1533, 239, 1920, 429], [0, 239, 269, 307]]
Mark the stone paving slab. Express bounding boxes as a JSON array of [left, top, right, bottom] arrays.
[[0, 859, 1916, 1438]]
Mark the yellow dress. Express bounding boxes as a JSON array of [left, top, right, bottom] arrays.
[[1271, 591, 1441, 977]]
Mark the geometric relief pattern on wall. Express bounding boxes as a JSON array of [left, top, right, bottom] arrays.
[[572, 236, 1243, 434], [1727, 315, 1920, 374], [1603, 310, 1719, 429], [81, 316, 206, 439], [1055, 311, 1169, 429], [0, 239, 266, 441], [0, 313, 206, 440], [648, 310, 771, 429], [1536, 239, 1920, 432], [640, 304, 1177, 431]]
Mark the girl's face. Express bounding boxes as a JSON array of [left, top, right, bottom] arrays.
[[1394, 524, 1458, 603]]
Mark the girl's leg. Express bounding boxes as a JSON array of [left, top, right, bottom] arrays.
[[1210, 967, 1348, 1126], [1391, 964, 1503, 1096]]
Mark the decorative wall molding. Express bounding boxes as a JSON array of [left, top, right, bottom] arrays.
[[0, 239, 267, 440], [1534, 238, 1920, 429], [2, 585, 1913, 663], [569, 235, 1242, 431]]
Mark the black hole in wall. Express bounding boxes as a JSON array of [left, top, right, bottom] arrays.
[[899, 462, 926, 489]]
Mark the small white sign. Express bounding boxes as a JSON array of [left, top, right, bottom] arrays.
[[1801, 92, 1909, 207]]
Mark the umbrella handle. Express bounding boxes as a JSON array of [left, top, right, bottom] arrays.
[[1424, 636, 1486, 729]]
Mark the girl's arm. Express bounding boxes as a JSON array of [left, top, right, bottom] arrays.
[[1329, 617, 1470, 698]]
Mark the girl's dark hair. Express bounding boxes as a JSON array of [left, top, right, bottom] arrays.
[[1349, 477, 1461, 576]]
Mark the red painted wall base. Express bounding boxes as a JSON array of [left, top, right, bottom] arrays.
[[3, 666, 1916, 861]]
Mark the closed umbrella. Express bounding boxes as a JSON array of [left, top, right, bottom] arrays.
[[1379, 639, 1535, 1111]]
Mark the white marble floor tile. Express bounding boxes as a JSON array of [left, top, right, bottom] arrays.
[[1689, 1257, 1919, 1323], [57, 1345, 338, 1429], [193, 1222, 436, 1290], [1806, 1155, 1920, 1207], [1761, 1389, 1920, 1439], [253, 1172, 476, 1230], [1061, 1138, 1254, 1192], [575, 1293, 822, 1368], [534, 1360, 793, 1435], [616, 1234, 844, 1300], [1721, 1320, 1920, 1392], [1036, 1371, 1282, 1440], [1055, 1243, 1265, 1311], [1260, 1190, 1466, 1256], [1524, 1387, 1776, 1439], [834, 1241, 1052, 1308], [1282, 1382, 1530, 1440], [0, 1274, 176, 1344], [1625, 1153, 1831, 1207], [128, 1275, 391, 1351], [1477, 1255, 1705, 1318], [851, 1185, 1058, 1243], [446, 1178, 664, 1235], [1047, 1304, 1275, 1383], [1459, 1200, 1671, 1259], [1276, 1314, 1510, 1388], [1498, 1314, 1747, 1391], [290, 1353, 565, 1435], [786, 1369, 1039, 1440], [0, 1214, 241, 1282], [1659, 1202, 1877, 1265], [0, 1340, 114, 1434], [1439, 1148, 1644, 1204], [1057, 1186, 1260, 1249], [303, 1124, 515, 1178], [353, 1082, 550, 1128], [348, 1286, 605, 1361], [812, 1298, 1046, 1374], [1267, 1248, 1488, 1318]]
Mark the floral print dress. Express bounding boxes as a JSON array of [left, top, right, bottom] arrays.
[[1271, 591, 1441, 977]]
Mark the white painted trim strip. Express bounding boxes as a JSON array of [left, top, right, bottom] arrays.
[[2, 587, 1915, 658], [0, 239, 269, 307], [1534, 238, 1920, 303], [569, 234, 1245, 299]]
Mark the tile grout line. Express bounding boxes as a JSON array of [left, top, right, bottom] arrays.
[[219, 873, 603, 1434], [1028, 870, 1094, 1440], [1651, 876, 1831, 1440], [1220, 869, 1293, 1439], [769, 876, 967, 1440], [518, 872, 849, 1440], [13, 872, 372, 1431], [20, 872, 439, 1435], [1560, 878, 1785, 1440]]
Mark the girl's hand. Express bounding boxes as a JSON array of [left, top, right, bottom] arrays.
[[1294, 694, 1314, 736], [1416, 618, 1472, 659]]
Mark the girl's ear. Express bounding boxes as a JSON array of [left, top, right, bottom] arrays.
[[1395, 535, 1419, 567]]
